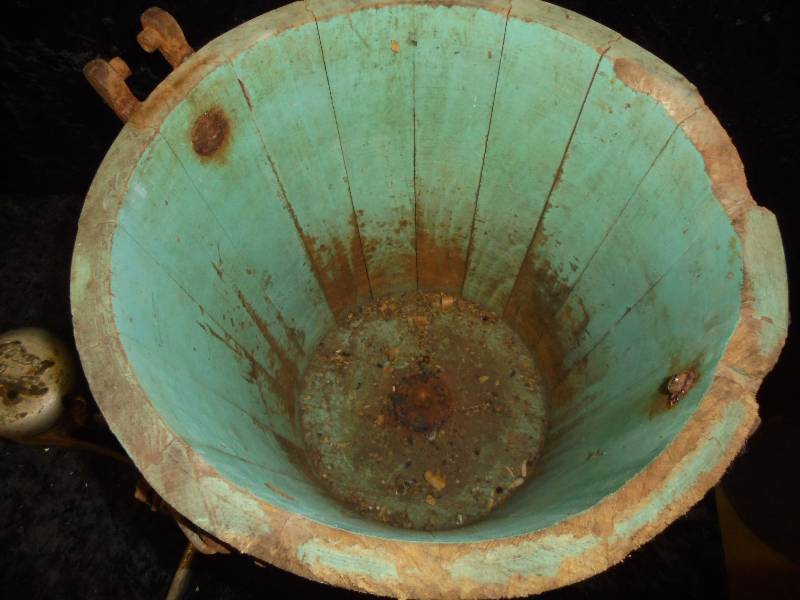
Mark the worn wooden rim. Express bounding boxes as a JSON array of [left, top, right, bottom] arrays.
[[71, 1, 787, 597]]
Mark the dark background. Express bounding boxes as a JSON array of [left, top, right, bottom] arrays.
[[1, 1, 798, 598]]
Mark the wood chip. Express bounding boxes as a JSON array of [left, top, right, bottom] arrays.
[[408, 315, 430, 327], [426, 495, 436, 505], [440, 294, 455, 309], [424, 469, 447, 491], [509, 477, 525, 490]]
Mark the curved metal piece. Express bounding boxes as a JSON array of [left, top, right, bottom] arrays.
[[137, 7, 194, 69], [83, 57, 140, 123], [164, 543, 196, 600]]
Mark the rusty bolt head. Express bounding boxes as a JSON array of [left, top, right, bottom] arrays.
[[666, 369, 698, 408]]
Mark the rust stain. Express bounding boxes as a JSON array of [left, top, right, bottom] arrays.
[[390, 370, 453, 432], [550, 155, 567, 193], [368, 252, 417, 296], [271, 302, 306, 357], [416, 224, 467, 294], [280, 202, 370, 319], [360, 213, 416, 295], [391, 40, 401, 53], [666, 367, 698, 408], [308, 232, 371, 318], [257, 267, 305, 356], [197, 317, 295, 423], [503, 244, 592, 413], [236, 290, 300, 422], [191, 107, 230, 159]]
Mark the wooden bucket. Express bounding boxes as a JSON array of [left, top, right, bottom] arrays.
[[73, 1, 788, 597]]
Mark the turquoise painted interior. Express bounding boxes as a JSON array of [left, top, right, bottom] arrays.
[[110, 5, 743, 542]]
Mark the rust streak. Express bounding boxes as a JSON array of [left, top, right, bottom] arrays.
[[298, 224, 371, 320], [198, 319, 290, 421], [255, 136, 370, 319], [504, 47, 606, 318], [415, 223, 468, 294], [265, 482, 296, 502], [311, 12, 374, 303], [236, 290, 300, 422]]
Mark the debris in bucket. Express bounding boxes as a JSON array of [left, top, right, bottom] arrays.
[[424, 469, 447, 491], [299, 291, 548, 530], [586, 449, 605, 460]]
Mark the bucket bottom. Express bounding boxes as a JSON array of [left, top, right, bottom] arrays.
[[300, 291, 548, 530]]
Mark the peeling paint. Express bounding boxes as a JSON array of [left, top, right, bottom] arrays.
[[297, 540, 399, 580], [449, 534, 597, 584]]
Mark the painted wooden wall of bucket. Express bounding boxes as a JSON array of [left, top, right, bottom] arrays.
[[73, 1, 788, 597]]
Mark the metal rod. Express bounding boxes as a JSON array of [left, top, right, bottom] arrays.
[[165, 542, 197, 600]]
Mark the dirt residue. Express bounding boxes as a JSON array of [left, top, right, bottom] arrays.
[[300, 291, 548, 530]]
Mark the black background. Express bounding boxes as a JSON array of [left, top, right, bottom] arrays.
[[1, 1, 798, 598]]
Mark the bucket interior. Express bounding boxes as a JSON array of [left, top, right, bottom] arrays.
[[108, 4, 743, 542]]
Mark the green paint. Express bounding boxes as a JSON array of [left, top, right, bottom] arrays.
[[463, 20, 604, 312], [315, 5, 417, 296], [232, 23, 373, 313], [612, 398, 746, 540], [740, 208, 789, 357], [413, 5, 508, 292], [449, 534, 597, 583], [297, 540, 400, 580], [521, 56, 685, 309], [557, 126, 739, 369]]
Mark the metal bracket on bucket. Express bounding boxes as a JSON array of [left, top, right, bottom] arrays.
[[137, 7, 194, 69], [83, 7, 193, 122], [83, 57, 140, 123]]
